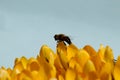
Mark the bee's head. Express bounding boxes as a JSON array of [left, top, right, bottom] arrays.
[[54, 34, 58, 40]]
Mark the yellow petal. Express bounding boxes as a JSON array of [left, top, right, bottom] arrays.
[[65, 68, 76, 80], [100, 62, 113, 80], [83, 45, 97, 57], [69, 58, 77, 69], [20, 56, 28, 69], [7, 68, 12, 76], [98, 45, 114, 63], [37, 55, 56, 79], [76, 49, 90, 68], [31, 70, 48, 80], [90, 54, 103, 72], [16, 70, 32, 80], [58, 51, 69, 70], [83, 60, 96, 74], [50, 66, 57, 79], [27, 57, 40, 71], [82, 60, 98, 80], [113, 56, 120, 80], [40, 46, 56, 78], [13, 61, 24, 74], [69, 58, 82, 73], [39, 53, 56, 78], [14, 58, 20, 65], [83, 72, 98, 80], [67, 43, 79, 61], [57, 42, 69, 70], [101, 62, 114, 74], [54, 54, 64, 70], [57, 41, 67, 55], [97, 45, 114, 76], [99, 52, 114, 80], [98, 44, 106, 63], [14, 56, 28, 73], [54, 54, 66, 78], [104, 46, 114, 62], [40, 45, 55, 65], [31, 71, 39, 80]]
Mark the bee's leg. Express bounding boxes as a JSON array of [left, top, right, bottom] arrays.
[[57, 40, 66, 45]]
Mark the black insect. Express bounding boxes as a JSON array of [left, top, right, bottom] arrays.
[[54, 34, 72, 45]]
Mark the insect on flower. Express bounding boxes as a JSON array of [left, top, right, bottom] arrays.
[[54, 34, 72, 45]]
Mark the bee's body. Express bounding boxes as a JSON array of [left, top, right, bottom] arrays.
[[54, 34, 72, 45]]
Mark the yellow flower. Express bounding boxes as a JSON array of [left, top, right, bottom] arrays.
[[0, 40, 120, 80]]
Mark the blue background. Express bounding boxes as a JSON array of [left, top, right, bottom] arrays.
[[0, 0, 120, 68]]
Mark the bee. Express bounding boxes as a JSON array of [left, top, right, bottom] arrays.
[[54, 34, 72, 45]]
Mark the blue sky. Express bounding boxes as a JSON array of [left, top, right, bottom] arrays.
[[0, 0, 120, 68]]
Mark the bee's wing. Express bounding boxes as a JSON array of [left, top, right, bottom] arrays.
[[67, 35, 73, 40]]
